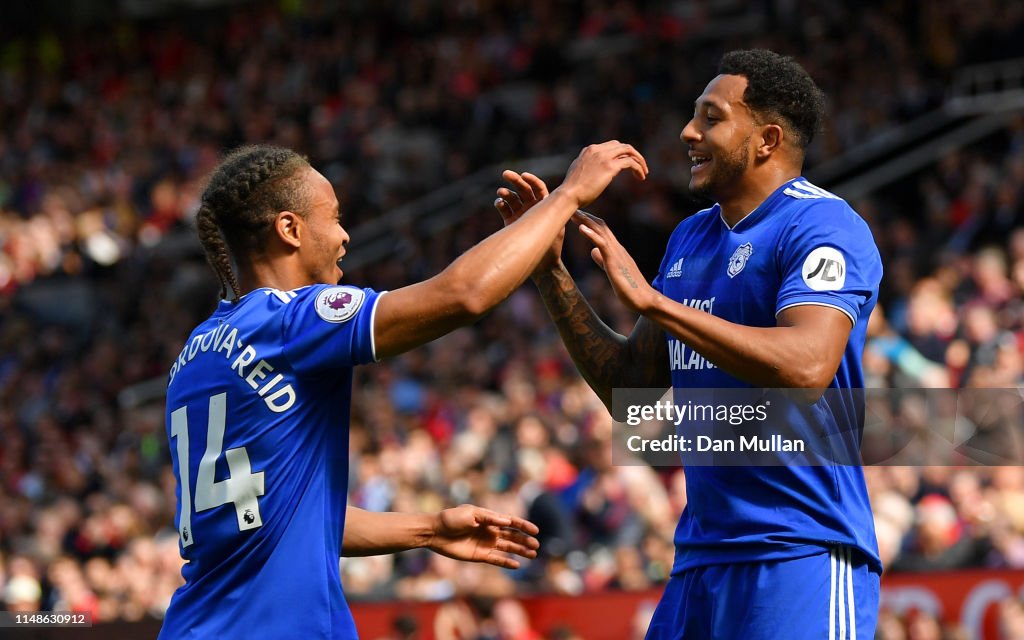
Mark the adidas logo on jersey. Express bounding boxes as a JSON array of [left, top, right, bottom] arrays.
[[783, 180, 840, 200], [666, 258, 684, 279]]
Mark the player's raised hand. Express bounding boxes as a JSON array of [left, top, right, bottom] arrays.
[[427, 505, 540, 570], [495, 170, 565, 275], [573, 210, 657, 314], [557, 141, 648, 209], [494, 170, 550, 226]]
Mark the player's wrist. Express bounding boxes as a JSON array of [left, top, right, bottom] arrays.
[[636, 287, 662, 315], [421, 512, 444, 551], [549, 185, 584, 211]]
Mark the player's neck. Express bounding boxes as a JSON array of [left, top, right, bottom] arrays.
[[718, 167, 800, 227], [237, 261, 308, 298]]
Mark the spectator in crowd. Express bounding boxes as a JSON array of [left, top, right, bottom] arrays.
[[890, 494, 991, 572]]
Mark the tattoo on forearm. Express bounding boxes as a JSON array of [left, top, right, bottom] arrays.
[[619, 266, 639, 289], [536, 267, 671, 397], [534, 268, 626, 401]]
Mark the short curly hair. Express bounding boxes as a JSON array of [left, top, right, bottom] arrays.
[[718, 49, 825, 151]]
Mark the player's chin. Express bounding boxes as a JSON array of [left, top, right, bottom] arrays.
[[688, 175, 709, 196], [689, 170, 719, 199]]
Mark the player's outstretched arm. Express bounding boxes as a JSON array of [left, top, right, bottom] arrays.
[[494, 171, 670, 412], [342, 506, 540, 569], [372, 142, 647, 359], [575, 211, 851, 395]]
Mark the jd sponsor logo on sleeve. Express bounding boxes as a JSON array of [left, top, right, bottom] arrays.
[[315, 286, 365, 323], [801, 246, 846, 291]]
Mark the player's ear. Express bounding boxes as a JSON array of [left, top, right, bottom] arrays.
[[274, 210, 303, 249], [757, 123, 784, 159]]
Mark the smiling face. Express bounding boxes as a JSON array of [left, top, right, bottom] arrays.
[[680, 74, 757, 201], [298, 168, 350, 284]]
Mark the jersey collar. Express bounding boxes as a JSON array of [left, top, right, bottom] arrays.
[[718, 177, 804, 232]]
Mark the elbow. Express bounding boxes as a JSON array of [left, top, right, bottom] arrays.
[[447, 278, 492, 321], [459, 290, 492, 319], [452, 284, 491, 319], [773, 358, 835, 401], [449, 265, 518, 319], [427, 266, 489, 324], [441, 252, 526, 320]]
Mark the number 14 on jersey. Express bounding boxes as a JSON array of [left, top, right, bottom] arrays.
[[170, 393, 265, 547]]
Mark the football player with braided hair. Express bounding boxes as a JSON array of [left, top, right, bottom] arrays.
[[162, 141, 647, 639]]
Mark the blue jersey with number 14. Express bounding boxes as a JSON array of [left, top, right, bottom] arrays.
[[159, 284, 382, 640]]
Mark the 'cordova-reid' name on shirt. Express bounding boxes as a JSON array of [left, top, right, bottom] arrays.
[[167, 321, 296, 412]]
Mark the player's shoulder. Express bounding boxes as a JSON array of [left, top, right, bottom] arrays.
[[780, 179, 844, 204], [778, 179, 869, 230], [298, 284, 371, 324], [668, 204, 720, 238], [229, 284, 370, 325], [267, 284, 379, 330], [685, 204, 721, 224], [250, 284, 358, 306]]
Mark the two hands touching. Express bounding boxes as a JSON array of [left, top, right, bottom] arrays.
[[424, 145, 648, 569], [494, 161, 658, 314], [418, 144, 650, 569], [347, 143, 652, 571]]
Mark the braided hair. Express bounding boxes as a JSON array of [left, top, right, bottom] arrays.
[[196, 145, 312, 300]]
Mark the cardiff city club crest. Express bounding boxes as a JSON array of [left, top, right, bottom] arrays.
[[727, 243, 753, 278]]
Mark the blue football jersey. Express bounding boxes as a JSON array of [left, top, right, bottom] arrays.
[[159, 284, 382, 639], [651, 178, 883, 575]]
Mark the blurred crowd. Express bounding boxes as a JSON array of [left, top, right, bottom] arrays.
[[2, 0, 1024, 637], [4, 0, 1023, 291]]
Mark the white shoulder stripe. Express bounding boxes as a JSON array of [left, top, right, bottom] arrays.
[[790, 181, 822, 197], [782, 181, 841, 200], [256, 287, 297, 304], [783, 188, 822, 199]]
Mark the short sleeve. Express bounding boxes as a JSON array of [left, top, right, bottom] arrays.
[[652, 256, 667, 293], [652, 218, 692, 293], [775, 202, 882, 326], [281, 285, 383, 374]]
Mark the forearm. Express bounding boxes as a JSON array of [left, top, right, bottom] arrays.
[[440, 188, 581, 317], [533, 263, 633, 408], [372, 189, 584, 358], [644, 293, 836, 389], [342, 507, 436, 557]]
